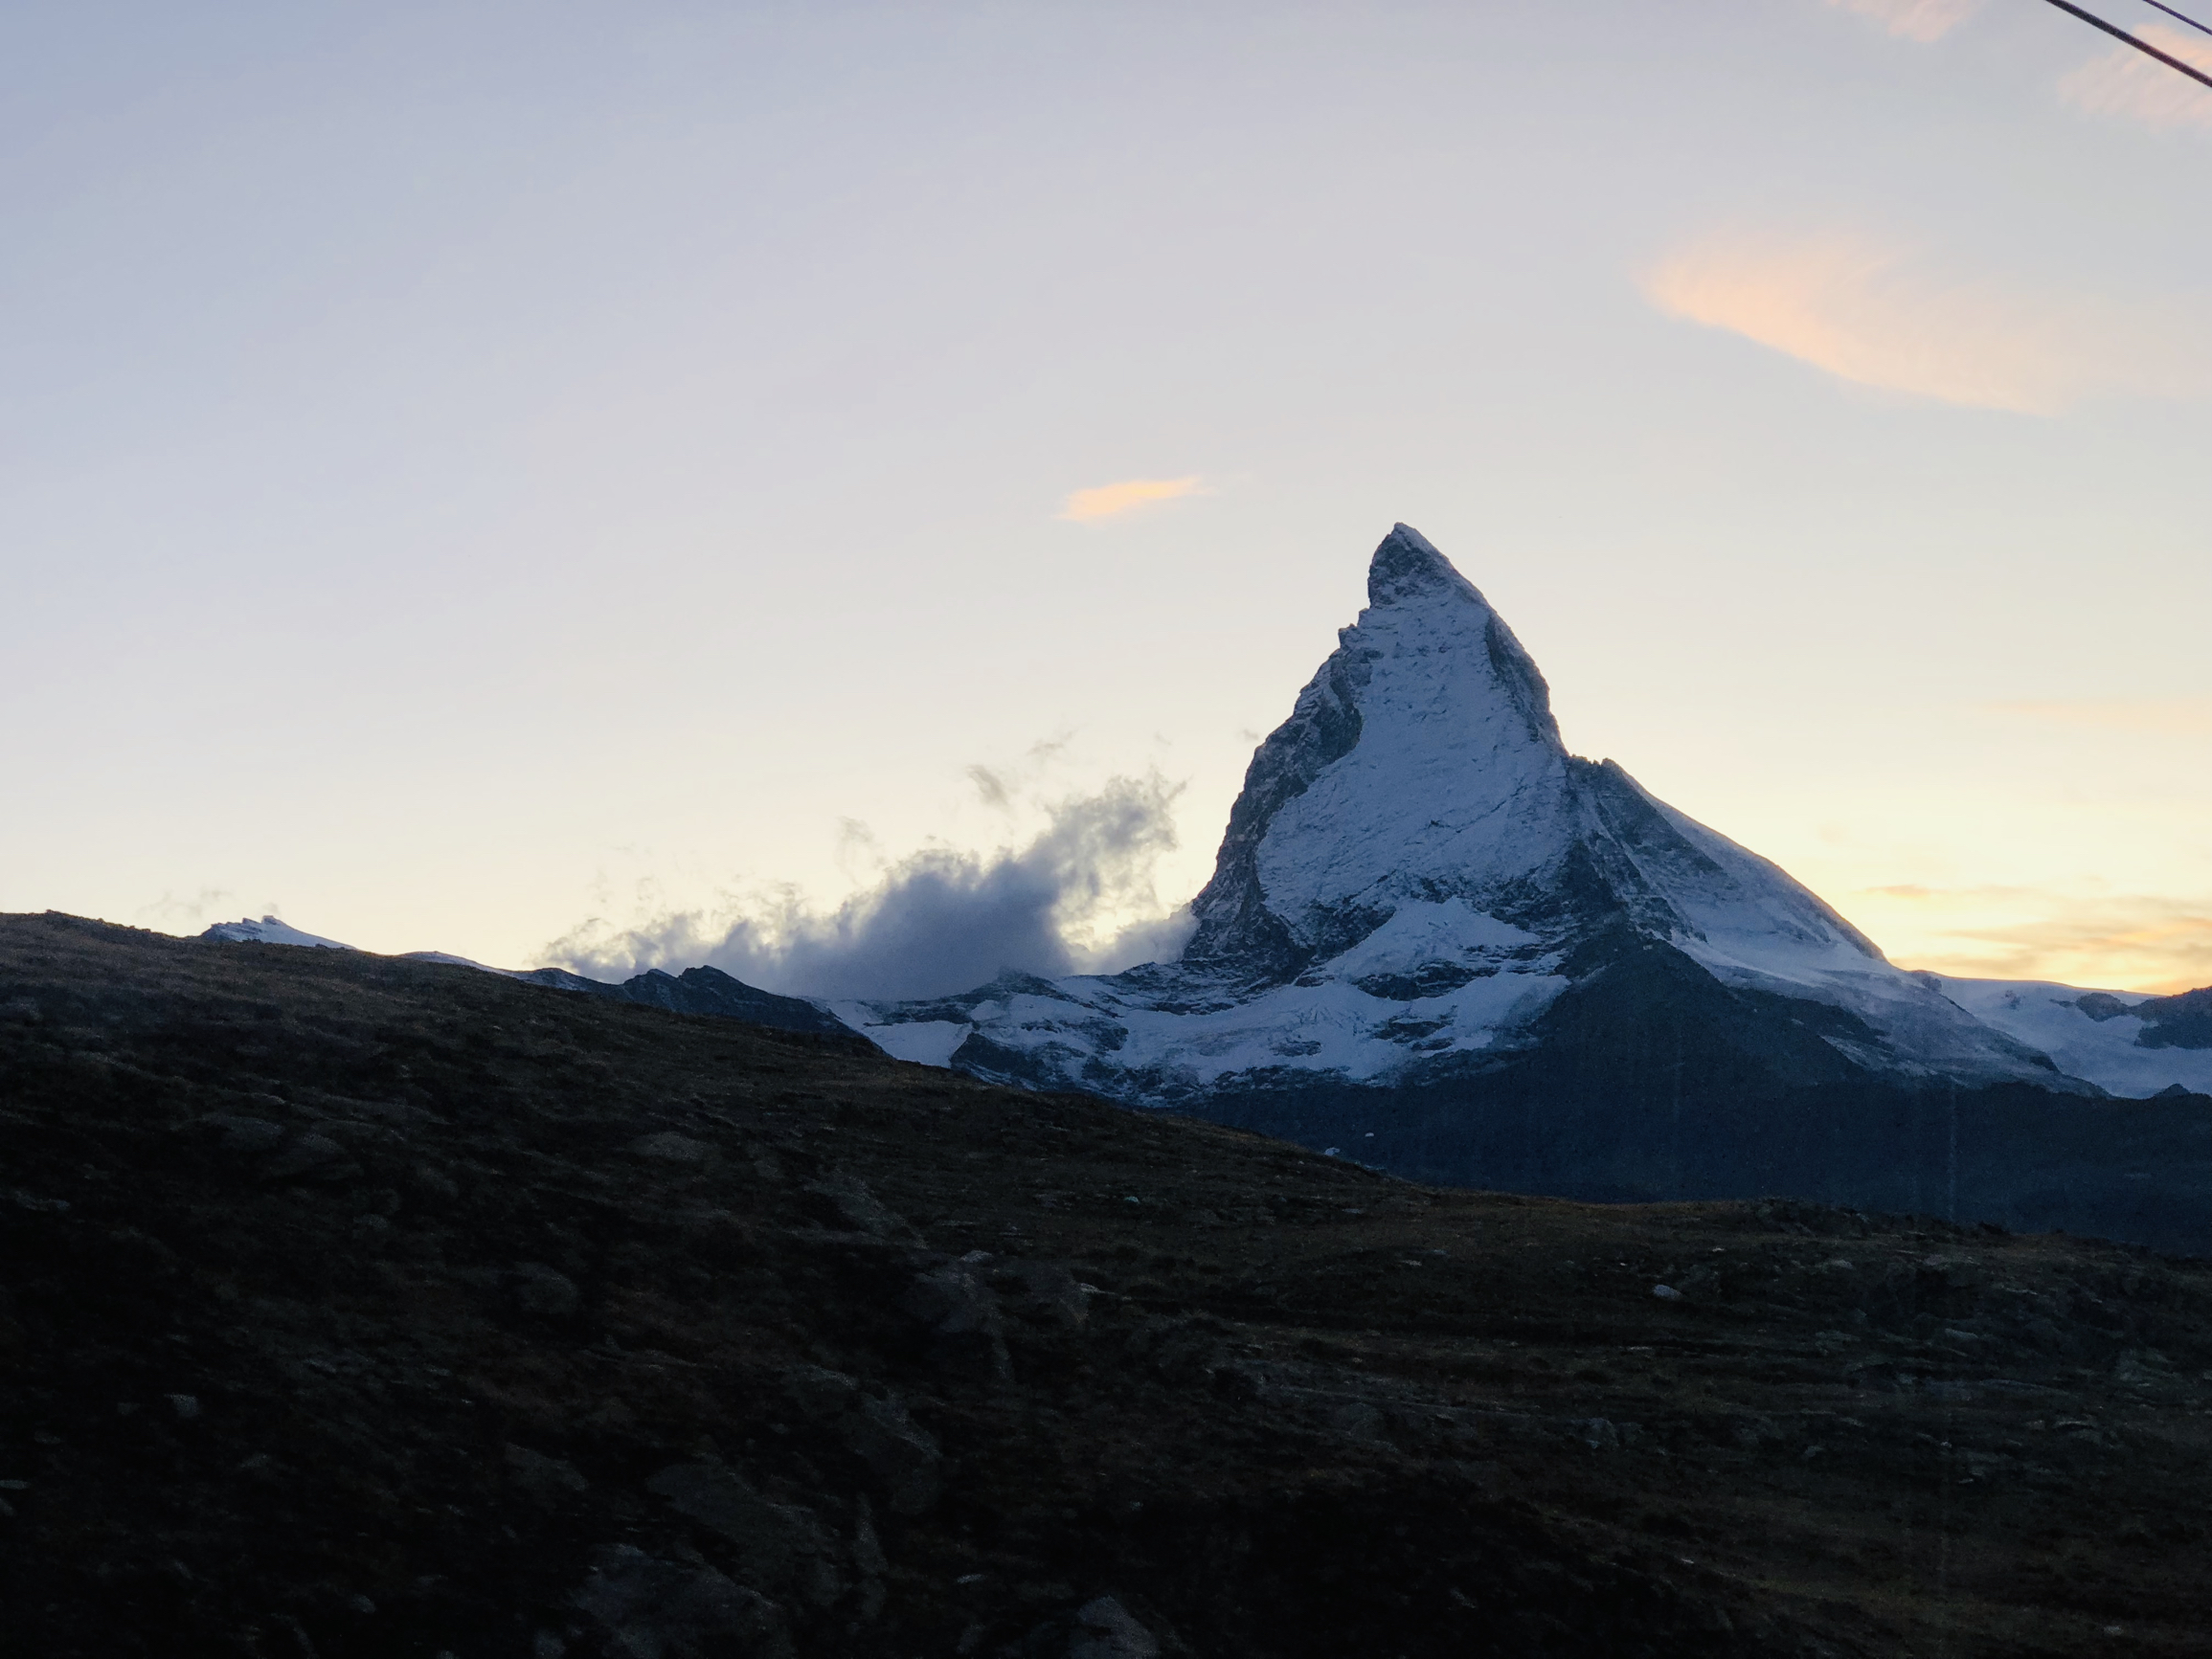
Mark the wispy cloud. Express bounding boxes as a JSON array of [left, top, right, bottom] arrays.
[[544, 772, 1195, 1000], [1855, 883, 2212, 993], [1825, 0, 1982, 43], [1980, 699, 2212, 735], [2060, 22, 2212, 129], [136, 886, 237, 932], [1642, 229, 2209, 414], [1058, 476, 1204, 524]]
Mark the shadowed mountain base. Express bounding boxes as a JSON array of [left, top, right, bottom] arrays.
[[1167, 937, 2212, 1257], [3, 913, 2209, 1658]]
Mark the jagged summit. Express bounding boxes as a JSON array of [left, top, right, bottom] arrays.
[[1366, 522, 1489, 606], [1185, 524, 1570, 981]]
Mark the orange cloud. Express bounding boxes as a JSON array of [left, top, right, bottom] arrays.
[[1058, 476, 1205, 524], [1642, 230, 2208, 414], [2060, 23, 2212, 129], [1825, 0, 1981, 43]]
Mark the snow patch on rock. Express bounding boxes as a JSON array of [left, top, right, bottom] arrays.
[[202, 916, 355, 951]]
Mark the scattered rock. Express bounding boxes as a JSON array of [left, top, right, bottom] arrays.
[[782, 1363, 863, 1421], [504, 1444, 588, 1507], [839, 1394, 943, 1516], [1327, 1400, 1388, 1443], [1127, 1317, 1226, 1386], [167, 1394, 200, 1422], [802, 1172, 913, 1239], [260, 1131, 362, 1185], [628, 1130, 712, 1165], [1208, 1362, 1265, 1403], [776, 1365, 942, 1513], [901, 1262, 1010, 1380], [411, 1164, 462, 1205], [1578, 1417, 1620, 1451], [2114, 1349, 2178, 1389], [644, 1460, 845, 1608], [1070, 1595, 1162, 1659], [511, 1263, 580, 1318], [998, 1260, 1091, 1333], [199, 1115, 286, 1155], [1653, 1284, 1682, 1301], [572, 1544, 795, 1659], [1729, 1416, 1781, 1449], [850, 1492, 888, 1580]]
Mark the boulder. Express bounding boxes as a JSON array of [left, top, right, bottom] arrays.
[[842, 1393, 943, 1516], [778, 1366, 942, 1516], [504, 1444, 587, 1507], [901, 1263, 1010, 1381], [511, 1264, 581, 1318], [572, 1545, 794, 1659], [644, 1461, 844, 1610], [801, 1174, 913, 1240], [1069, 1596, 1162, 1659], [628, 1132, 712, 1166]]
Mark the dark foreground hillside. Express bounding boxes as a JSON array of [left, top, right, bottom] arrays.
[[2, 914, 2208, 1659]]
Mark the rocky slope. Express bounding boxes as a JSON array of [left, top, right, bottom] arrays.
[[843, 527, 2211, 1252], [203, 917, 856, 1041], [4, 912, 2211, 1658]]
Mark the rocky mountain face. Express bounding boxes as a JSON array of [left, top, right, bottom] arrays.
[[845, 527, 2212, 1253], [6, 913, 2212, 1659]]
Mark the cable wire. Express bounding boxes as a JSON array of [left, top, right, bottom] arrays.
[[2037, 0, 2212, 90], [2134, 0, 2212, 42]]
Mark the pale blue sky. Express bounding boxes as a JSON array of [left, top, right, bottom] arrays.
[[5, 0, 2208, 990]]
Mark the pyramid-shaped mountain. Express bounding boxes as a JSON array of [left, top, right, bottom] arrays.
[[847, 527, 2211, 1252]]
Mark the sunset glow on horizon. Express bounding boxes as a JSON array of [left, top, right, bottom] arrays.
[[1, 1, 2204, 997]]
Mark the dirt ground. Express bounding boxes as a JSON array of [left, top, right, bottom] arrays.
[[2, 912, 2207, 1658]]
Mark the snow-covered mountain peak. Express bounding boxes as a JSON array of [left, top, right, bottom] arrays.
[[1183, 525, 1577, 982], [841, 522, 2205, 1109]]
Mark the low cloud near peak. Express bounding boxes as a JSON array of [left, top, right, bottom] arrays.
[[543, 770, 1196, 1002]]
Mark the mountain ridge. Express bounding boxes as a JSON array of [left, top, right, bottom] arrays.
[[199, 916, 860, 1043]]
